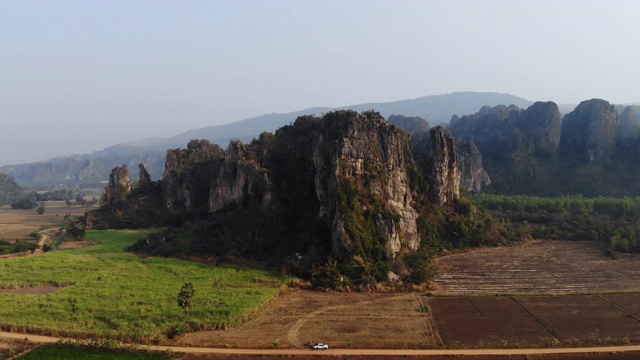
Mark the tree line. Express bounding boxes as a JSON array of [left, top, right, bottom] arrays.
[[471, 194, 640, 254]]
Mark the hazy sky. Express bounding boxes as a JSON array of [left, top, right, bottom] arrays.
[[2, 0, 640, 166]]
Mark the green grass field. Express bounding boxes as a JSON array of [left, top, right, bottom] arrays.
[[19, 344, 173, 360], [0, 230, 286, 342]]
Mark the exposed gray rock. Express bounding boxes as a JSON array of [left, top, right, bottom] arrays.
[[456, 141, 490, 193], [312, 112, 420, 256], [100, 165, 131, 210], [208, 140, 272, 212], [138, 164, 153, 191], [518, 101, 563, 154], [560, 99, 619, 163], [163, 139, 224, 211], [429, 126, 460, 205], [618, 106, 640, 139], [388, 114, 430, 134]]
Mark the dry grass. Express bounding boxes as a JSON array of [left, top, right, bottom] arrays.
[[434, 239, 640, 295], [176, 289, 441, 349], [0, 201, 88, 240]]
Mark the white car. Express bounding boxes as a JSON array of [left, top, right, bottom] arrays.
[[313, 343, 329, 350]]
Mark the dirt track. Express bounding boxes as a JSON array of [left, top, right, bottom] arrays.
[[4, 330, 640, 359]]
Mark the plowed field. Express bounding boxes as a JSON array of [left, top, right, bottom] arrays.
[[177, 240, 640, 351]]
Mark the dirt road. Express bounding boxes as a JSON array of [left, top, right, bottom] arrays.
[[2, 330, 640, 358]]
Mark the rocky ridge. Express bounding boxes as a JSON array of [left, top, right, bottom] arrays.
[[447, 98, 640, 195], [100, 165, 131, 210]]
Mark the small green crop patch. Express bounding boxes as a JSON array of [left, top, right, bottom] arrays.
[[0, 230, 286, 342], [20, 344, 173, 360]]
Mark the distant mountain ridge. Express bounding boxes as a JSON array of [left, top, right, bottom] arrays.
[[0, 92, 568, 186], [148, 92, 533, 150]]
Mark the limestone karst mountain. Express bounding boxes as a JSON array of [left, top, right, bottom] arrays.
[[448, 99, 640, 196], [96, 110, 513, 286]]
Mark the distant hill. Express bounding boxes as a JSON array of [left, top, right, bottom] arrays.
[[0, 92, 538, 186], [149, 92, 532, 150], [0, 145, 166, 187]]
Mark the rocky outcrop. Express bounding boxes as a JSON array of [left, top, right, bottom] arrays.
[[560, 99, 619, 163], [162, 138, 271, 214], [388, 115, 430, 134], [518, 101, 563, 155], [208, 140, 271, 212], [448, 102, 565, 194], [163, 139, 224, 211], [100, 165, 131, 210], [618, 106, 640, 139], [138, 164, 153, 192], [456, 141, 490, 193], [429, 126, 460, 205], [272, 111, 420, 258], [325, 111, 419, 256]]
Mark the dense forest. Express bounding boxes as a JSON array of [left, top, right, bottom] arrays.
[[472, 194, 640, 254]]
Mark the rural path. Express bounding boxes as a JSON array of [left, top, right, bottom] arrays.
[[285, 293, 419, 348], [0, 228, 57, 259], [3, 331, 640, 357]]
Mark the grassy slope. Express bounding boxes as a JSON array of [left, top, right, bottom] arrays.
[[0, 230, 285, 342]]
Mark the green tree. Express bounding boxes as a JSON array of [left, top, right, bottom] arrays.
[[177, 282, 195, 322], [64, 221, 85, 240]]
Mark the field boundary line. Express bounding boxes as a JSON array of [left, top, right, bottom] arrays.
[[510, 296, 562, 343], [597, 295, 640, 323]]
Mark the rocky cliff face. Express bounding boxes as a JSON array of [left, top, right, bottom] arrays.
[[518, 101, 563, 155], [429, 126, 460, 204], [387, 115, 430, 134], [560, 99, 619, 163], [446, 99, 640, 195], [208, 140, 271, 213], [326, 112, 419, 256], [100, 165, 131, 210], [268, 111, 421, 259], [449, 102, 564, 194], [618, 106, 640, 139], [455, 141, 491, 194], [163, 139, 225, 211], [138, 164, 153, 191]]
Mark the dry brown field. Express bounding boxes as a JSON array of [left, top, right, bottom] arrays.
[[177, 239, 640, 353], [433, 240, 640, 295], [0, 201, 89, 240]]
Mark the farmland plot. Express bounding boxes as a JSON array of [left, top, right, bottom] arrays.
[[430, 239, 640, 348], [434, 240, 640, 295]]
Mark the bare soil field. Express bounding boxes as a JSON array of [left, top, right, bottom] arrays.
[[0, 201, 88, 240], [176, 290, 440, 349], [433, 240, 640, 295], [178, 239, 640, 355]]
